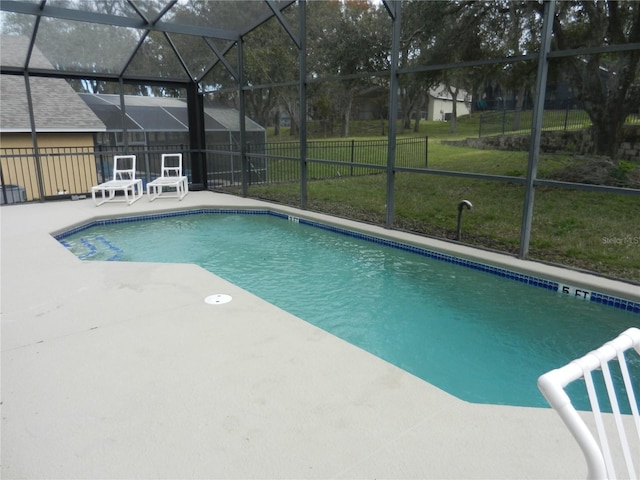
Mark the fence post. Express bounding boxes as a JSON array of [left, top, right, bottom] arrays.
[[425, 136, 429, 168], [564, 105, 569, 131], [96, 144, 106, 183], [350, 139, 355, 176], [0, 159, 7, 204], [143, 132, 151, 183], [502, 108, 506, 134]]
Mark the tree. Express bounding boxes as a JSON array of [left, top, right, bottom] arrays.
[[2, 0, 186, 95], [424, 2, 487, 133], [493, 2, 541, 131], [242, 14, 299, 129], [548, 1, 640, 160], [2, 2, 134, 90], [422, 1, 541, 133], [396, 1, 447, 132], [311, 0, 388, 137]]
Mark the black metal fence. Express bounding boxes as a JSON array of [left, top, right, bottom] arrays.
[[479, 109, 640, 137], [0, 146, 100, 204], [0, 137, 428, 203], [242, 137, 428, 185]]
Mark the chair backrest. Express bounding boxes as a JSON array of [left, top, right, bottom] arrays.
[[112, 155, 136, 181], [161, 153, 183, 178], [538, 327, 640, 480]]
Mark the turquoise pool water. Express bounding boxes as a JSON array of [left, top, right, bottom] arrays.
[[58, 211, 639, 409]]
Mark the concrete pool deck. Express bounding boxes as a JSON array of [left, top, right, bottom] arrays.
[[2, 191, 638, 479]]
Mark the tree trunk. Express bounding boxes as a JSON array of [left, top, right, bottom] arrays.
[[579, 73, 631, 160], [399, 87, 417, 132], [402, 110, 412, 131], [551, 2, 640, 163], [589, 109, 625, 159], [448, 85, 459, 134], [340, 96, 353, 138], [413, 93, 426, 132], [512, 85, 526, 131], [282, 97, 299, 137]]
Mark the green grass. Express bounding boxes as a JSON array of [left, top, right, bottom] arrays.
[[477, 109, 593, 136], [230, 115, 640, 284]]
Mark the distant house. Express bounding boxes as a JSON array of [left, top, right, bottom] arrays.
[[0, 35, 106, 200], [352, 84, 471, 122], [425, 85, 471, 121]]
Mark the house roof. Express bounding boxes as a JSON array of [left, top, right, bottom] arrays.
[[0, 36, 263, 136], [428, 85, 470, 102], [0, 36, 106, 134], [78, 94, 265, 133]]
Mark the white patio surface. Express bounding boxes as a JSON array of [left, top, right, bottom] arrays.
[[2, 191, 638, 479]]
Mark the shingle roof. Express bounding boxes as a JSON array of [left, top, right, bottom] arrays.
[[0, 35, 105, 133], [77, 93, 265, 133]]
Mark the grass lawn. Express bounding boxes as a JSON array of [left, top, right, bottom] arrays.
[[224, 115, 640, 284]]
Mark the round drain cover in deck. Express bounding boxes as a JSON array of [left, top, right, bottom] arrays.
[[204, 294, 232, 305]]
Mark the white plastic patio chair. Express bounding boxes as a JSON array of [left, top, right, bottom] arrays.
[[538, 327, 640, 480], [91, 155, 143, 206], [147, 153, 188, 201]]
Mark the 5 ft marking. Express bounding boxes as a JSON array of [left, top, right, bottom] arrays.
[[558, 283, 591, 300]]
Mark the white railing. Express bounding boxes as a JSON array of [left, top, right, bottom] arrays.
[[538, 327, 640, 480]]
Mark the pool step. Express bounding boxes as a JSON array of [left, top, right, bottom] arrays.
[[61, 236, 123, 261]]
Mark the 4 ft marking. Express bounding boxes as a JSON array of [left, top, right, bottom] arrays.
[[558, 283, 591, 300]]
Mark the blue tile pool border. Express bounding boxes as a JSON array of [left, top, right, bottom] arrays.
[[54, 208, 640, 315]]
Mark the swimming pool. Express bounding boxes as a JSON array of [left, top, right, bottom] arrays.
[[56, 209, 640, 410]]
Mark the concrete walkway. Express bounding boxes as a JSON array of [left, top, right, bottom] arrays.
[[3, 191, 635, 479]]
